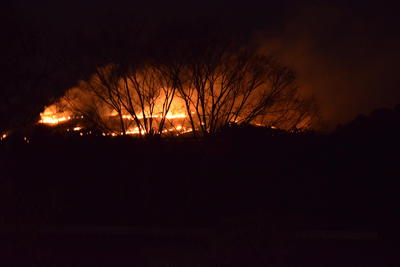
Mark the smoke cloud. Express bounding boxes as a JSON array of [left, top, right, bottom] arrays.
[[256, 3, 400, 130]]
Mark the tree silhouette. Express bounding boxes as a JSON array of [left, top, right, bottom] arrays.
[[159, 41, 317, 135], [45, 24, 317, 137]]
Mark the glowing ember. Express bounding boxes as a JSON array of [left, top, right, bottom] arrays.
[[0, 133, 7, 140], [73, 127, 82, 131]]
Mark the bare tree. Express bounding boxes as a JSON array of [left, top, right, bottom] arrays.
[[161, 43, 317, 136], [76, 63, 179, 137], [62, 87, 115, 134], [119, 64, 177, 136], [59, 22, 317, 138], [80, 64, 128, 135], [74, 44, 316, 137]]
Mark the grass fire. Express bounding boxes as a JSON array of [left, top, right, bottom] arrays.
[[35, 43, 317, 138]]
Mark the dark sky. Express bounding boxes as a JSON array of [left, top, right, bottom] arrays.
[[5, 0, 400, 129]]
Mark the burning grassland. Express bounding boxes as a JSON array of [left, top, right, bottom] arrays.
[[39, 105, 74, 125], [36, 44, 317, 138], [38, 87, 194, 137]]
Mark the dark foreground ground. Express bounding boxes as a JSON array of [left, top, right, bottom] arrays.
[[1, 226, 393, 266], [1, 123, 400, 266]]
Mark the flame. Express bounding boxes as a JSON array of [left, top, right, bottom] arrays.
[[118, 113, 187, 120], [38, 100, 191, 136], [39, 105, 72, 125], [124, 125, 193, 136], [126, 127, 140, 135], [38, 100, 285, 137]]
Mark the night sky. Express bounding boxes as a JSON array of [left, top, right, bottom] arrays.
[[3, 0, 400, 130]]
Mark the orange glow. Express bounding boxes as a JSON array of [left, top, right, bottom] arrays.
[[37, 70, 301, 136], [36, 59, 314, 135]]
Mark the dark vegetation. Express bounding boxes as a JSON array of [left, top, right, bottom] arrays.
[[1, 115, 399, 228], [1, 106, 400, 265]]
